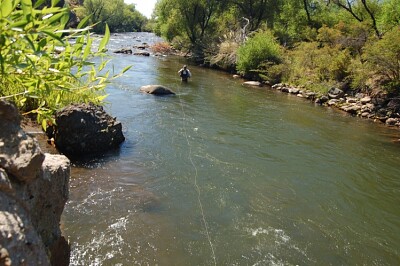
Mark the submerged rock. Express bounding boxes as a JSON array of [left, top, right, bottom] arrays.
[[114, 48, 132, 54], [133, 51, 150, 56], [140, 85, 175, 95], [54, 103, 125, 156]]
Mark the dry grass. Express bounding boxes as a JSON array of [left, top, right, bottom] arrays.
[[150, 42, 174, 55]]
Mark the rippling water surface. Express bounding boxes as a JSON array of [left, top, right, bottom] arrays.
[[62, 32, 400, 265]]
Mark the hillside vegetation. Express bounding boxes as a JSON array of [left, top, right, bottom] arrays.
[[153, 0, 400, 95]]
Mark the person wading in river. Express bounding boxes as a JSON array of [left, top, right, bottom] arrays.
[[178, 65, 191, 82]]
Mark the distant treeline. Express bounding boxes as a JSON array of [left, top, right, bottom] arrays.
[[64, 0, 150, 33]]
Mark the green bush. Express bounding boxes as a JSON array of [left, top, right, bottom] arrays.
[[236, 30, 282, 76], [0, 0, 128, 129], [362, 27, 400, 93], [286, 41, 351, 91]]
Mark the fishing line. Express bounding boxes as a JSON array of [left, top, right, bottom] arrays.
[[175, 84, 217, 266]]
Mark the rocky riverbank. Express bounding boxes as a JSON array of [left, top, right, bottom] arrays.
[[0, 100, 70, 265], [243, 81, 400, 129]]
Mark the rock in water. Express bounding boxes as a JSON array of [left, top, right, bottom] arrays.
[[140, 85, 175, 95], [54, 103, 125, 156], [242, 81, 262, 87]]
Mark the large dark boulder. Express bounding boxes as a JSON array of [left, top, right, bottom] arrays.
[[328, 87, 345, 99], [54, 103, 125, 155], [386, 98, 400, 113], [140, 85, 175, 95]]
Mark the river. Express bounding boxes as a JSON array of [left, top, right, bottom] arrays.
[[62, 32, 400, 265]]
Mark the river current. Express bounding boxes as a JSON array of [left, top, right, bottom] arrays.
[[62, 32, 400, 265]]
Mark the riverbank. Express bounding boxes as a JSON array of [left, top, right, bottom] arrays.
[[263, 82, 400, 130]]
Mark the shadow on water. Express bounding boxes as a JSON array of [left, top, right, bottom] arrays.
[[67, 148, 123, 168]]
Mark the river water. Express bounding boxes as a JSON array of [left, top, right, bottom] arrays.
[[62, 33, 400, 265]]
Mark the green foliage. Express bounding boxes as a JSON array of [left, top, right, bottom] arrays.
[[379, 0, 400, 32], [362, 27, 400, 93], [154, 0, 228, 62], [233, 0, 280, 32], [286, 41, 351, 91], [347, 56, 370, 91], [0, 0, 121, 128], [82, 0, 148, 33], [236, 30, 282, 76], [317, 22, 371, 55]]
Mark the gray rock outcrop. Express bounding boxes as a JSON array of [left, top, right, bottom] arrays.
[[54, 102, 125, 156], [140, 85, 176, 95], [0, 101, 45, 182], [0, 100, 70, 265]]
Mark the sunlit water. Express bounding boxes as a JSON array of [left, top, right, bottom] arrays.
[[62, 33, 400, 265]]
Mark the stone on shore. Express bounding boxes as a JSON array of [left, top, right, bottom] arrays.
[[328, 87, 344, 99], [243, 81, 262, 87], [140, 85, 175, 95], [0, 100, 45, 182]]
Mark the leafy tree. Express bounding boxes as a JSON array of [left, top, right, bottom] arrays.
[[231, 0, 281, 31], [154, 0, 228, 62], [379, 0, 400, 33], [0, 0, 128, 128], [327, 0, 383, 37]]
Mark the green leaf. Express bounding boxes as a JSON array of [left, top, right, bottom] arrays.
[[97, 24, 110, 52], [60, 11, 69, 27], [0, 0, 13, 18], [82, 36, 93, 60], [55, 93, 60, 104], [45, 12, 65, 24], [42, 118, 47, 131], [10, 19, 29, 28], [121, 65, 132, 73], [41, 7, 61, 15], [77, 15, 91, 29], [24, 35, 36, 51], [51, 0, 60, 7], [21, 0, 33, 16], [33, 0, 46, 8], [95, 94, 108, 102]]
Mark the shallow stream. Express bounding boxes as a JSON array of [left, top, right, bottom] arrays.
[[62, 33, 400, 265]]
